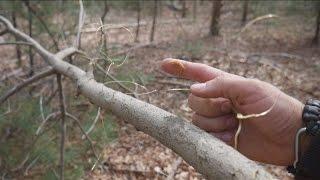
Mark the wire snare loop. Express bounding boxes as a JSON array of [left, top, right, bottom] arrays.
[[233, 96, 278, 150]]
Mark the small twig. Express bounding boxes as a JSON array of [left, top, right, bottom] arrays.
[[234, 14, 279, 39], [36, 111, 60, 135], [75, 0, 85, 49], [57, 74, 66, 180], [24, 155, 40, 175], [0, 41, 32, 46], [82, 107, 101, 139], [0, 68, 55, 105], [11, 154, 30, 172], [22, 0, 59, 51], [44, 88, 58, 105], [39, 95, 45, 122], [167, 88, 189, 91], [157, 79, 191, 88], [66, 113, 99, 160], [96, 64, 136, 97], [90, 153, 102, 171], [4, 100, 11, 115]]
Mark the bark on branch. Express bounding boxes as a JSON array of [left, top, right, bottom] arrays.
[[0, 15, 275, 180]]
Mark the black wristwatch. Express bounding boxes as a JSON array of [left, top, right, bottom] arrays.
[[287, 99, 320, 179]]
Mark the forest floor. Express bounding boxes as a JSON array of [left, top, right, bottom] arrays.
[[0, 1, 319, 180], [85, 2, 320, 180]]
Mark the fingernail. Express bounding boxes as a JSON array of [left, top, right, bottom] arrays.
[[191, 83, 206, 91]]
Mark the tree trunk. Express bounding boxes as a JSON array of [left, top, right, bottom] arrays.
[[312, 5, 320, 45], [209, 0, 222, 36], [100, 0, 109, 51], [150, 0, 158, 42], [181, 0, 187, 18], [135, 0, 141, 43], [200, 0, 204, 6], [101, 0, 109, 23], [12, 12, 22, 67], [193, 0, 197, 22], [241, 0, 249, 25], [27, 0, 34, 77]]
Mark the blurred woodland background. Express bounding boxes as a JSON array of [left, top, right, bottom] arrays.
[[0, 0, 319, 179]]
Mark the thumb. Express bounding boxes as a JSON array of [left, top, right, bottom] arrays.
[[190, 76, 252, 100]]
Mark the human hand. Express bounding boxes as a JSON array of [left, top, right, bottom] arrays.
[[161, 58, 304, 166]]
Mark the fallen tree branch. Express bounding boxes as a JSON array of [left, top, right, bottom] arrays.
[[0, 15, 275, 179], [0, 68, 55, 104]]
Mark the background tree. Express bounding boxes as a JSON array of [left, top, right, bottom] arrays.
[[209, 0, 222, 36], [26, 0, 34, 76], [181, 0, 187, 18], [312, 2, 320, 45], [241, 0, 249, 25], [100, 0, 109, 51], [135, 0, 141, 43], [193, 0, 198, 22], [11, 11, 22, 67], [150, 0, 158, 42]]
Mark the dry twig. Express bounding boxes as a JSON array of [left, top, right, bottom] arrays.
[[82, 107, 101, 139], [57, 74, 66, 180], [0, 68, 55, 104]]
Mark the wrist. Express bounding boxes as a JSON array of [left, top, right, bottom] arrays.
[[288, 99, 320, 178]]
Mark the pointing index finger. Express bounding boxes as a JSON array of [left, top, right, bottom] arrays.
[[161, 58, 228, 82]]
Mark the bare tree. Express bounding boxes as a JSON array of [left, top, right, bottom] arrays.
[[181, 0, 187, 18], [26, 0, 34, 76], [209, 0, 223, 36], [241, 0, 249, 25], [101, 0, 109, 23], [312, 3, 320, 45], [193, 0, 197, 22], [200, 0, 204, 6], [100, 0, 109, 51], [135, 0, 141, 43], [12, 11, 22, 67], [22, 0, 59, 51], [150, 0, 158, 42]]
